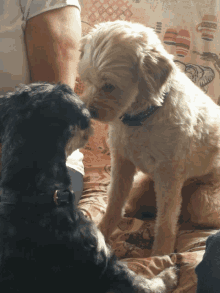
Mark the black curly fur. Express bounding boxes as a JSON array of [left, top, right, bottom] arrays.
[[0, 83, 90, 195], [0, 83, 177, 292]]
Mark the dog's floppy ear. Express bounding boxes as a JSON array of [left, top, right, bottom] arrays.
[[138, 47, 174, 103]]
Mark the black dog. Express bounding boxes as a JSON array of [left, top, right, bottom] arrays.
[[0, 83, 177, 292]]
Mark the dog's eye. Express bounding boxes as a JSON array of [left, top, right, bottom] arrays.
[[102, 84, 115, 93]]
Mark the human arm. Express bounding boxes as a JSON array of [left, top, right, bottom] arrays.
[[24, 5, 81, 88]]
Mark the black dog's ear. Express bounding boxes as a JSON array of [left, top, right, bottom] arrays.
[[0, 89, 32, 141]]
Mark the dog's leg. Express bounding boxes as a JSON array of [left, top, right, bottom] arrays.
[[152, 166, 184, 256], [98, 153, 136, 240], [124, 172, 156, 218]]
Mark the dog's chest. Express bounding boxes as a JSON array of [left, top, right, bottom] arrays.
[[109, 124, 163, 174], [123, 142, 156, 174], [131, 152, 156, 174]]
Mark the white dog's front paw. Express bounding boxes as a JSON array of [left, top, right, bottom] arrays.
[[158, 266, 179, 291]]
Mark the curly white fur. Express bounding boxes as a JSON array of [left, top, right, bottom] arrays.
[[79, 20, 220, 256]]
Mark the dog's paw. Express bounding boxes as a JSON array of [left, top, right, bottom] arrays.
[[130, 266, 178, 293], [158, 266, 179, 290], [123, 201, 135, 217]]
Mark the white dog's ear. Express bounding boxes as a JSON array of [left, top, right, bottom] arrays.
[[138, 48, 174, 102]]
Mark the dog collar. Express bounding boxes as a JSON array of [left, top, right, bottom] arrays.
[[120, 92, 169, 126], [0, 189, 75, 206]]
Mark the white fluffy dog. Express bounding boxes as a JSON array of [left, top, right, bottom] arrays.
[[78, 20, 220, 256]]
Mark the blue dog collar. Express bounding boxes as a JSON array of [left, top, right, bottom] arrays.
[[120, 92, 168, 126]]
